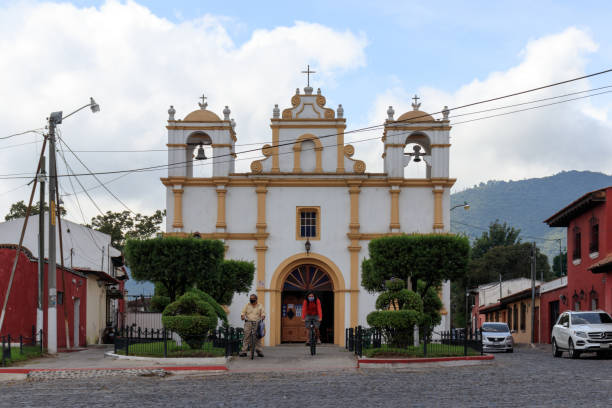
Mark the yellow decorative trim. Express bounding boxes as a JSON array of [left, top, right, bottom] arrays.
[[215, 188, 227, 229], [353, 160, 366, 174], [211, 144, 232, 148], [336, 129, 345, 173], [433, 187, 444, 231], [270, 124, 347, 129], [250, 161, 263, 174], [164, 232, 258, 240], [161, 176, 457, 188], [255, 181, 268, 301], [384, 143, 406, 148], [269, 253, 346, 346], [291, 94, 301, 107], [389, 188, 400, 230], [347, 180, 361, 327], [295, 206, 321, 241], [316, 94, 326, 107], [262, 145, 273, 157], [293, 134, 323, 173], [166, 143, 188, 148], [383, 125, 452, 132], [431, 144, 451, 148], [172, 188, 184, 229], [344, 145, 355, 157], [166, 125, 232, 131]]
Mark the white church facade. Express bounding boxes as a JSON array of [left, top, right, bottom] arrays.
[[161, 82, 455, 347]]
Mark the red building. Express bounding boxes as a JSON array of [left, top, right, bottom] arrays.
[[542, 186, 612, 342], [0, 245, 87, 348]]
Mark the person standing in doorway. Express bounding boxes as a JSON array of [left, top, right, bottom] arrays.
[[239, 294, 265, 357], [302, 291, 322, 345]]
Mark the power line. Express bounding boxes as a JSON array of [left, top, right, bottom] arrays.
[[0, 128, 45, 141], [2, 69, 612, 181], [57, 134, 135, 214]]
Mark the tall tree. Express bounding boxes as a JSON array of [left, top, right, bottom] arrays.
[[471, 220, 521, 259], [89, 210, 165, 250], [362, 234, 471, 299], [124, 237, 254, 305], [552, 251, 567, 278], [5, 200, 66, 221]]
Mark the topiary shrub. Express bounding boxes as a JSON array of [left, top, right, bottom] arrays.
[[187, 287, 228, 323], [162, 292, 218, 349], [366, 278, 424, 347]]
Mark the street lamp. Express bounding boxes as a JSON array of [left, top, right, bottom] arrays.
[[46, 97, 99, 354], [451, 201, 470, 211]]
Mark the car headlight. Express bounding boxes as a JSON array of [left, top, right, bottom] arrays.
[[574, 331, 587, 338], [506, 336, 513, 342]]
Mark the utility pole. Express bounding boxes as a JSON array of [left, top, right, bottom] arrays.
[[499, 273, 502, 302], [47, 111, 62, 354], [37, 156, 46, 341], [530, 242, 536, 344], [558, 239, 564, 276]]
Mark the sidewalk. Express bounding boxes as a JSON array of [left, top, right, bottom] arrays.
[[0, 344, 357, 381]]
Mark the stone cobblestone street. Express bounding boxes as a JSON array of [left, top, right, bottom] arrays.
[[2, 348, 612, 407]]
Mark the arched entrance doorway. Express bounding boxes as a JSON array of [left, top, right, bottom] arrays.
[[268, 253, 346, 346], [281, 264, 334, 343]]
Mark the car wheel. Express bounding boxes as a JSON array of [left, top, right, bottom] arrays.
[[568, 339, 580, 359], [552, 339, 562, 358]]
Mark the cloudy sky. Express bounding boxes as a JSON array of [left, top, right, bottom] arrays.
[[1, 0, 611, 228]]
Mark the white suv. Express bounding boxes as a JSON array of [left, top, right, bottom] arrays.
[[551, 311, 612, 359]]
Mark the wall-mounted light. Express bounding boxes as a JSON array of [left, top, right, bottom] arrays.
[[305, 238, 311, 255], [560, 294, 567, 305]]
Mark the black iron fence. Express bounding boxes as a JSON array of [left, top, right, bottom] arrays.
[[114, 326, 244, 358], [1, 329, 44, 366], [346, 326, 483, 358]]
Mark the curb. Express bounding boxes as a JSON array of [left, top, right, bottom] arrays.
[[104, 351, 227, 366], [357, 354, 494, 368]]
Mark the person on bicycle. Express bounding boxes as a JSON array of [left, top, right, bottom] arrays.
[[302, 291, 322, 345], [239, 293, 265, 357]]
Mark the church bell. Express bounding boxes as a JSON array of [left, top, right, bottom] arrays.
[[195, 143, 207, 160]]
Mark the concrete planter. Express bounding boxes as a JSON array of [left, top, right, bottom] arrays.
[[357, 355, 494, 369]]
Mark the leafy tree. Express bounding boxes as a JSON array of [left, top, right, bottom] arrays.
[[124, 237, 255, 305], [124, 237, 225, 302], [472, 220, 521, 259], [552, 251, 567, 277], [362, 234, 471, 299], [89, 210, 165, 250], [5, 200, 66, 221], [470, 243, 552, 284]]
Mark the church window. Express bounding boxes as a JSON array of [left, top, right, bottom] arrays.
[[296, 207, 320, 240], [572, 227, 581, 260]]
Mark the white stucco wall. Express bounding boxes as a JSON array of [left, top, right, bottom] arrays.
[[181, 186, 217, 232]]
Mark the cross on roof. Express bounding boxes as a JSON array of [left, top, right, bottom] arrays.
[[412, 94, 421, 111], [301, 64, 316, 87], [198, 94, 208, 110]]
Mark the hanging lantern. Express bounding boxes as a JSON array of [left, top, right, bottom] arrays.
[[305, 238, 311, 254]]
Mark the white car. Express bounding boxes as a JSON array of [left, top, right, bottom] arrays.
[[551, 311, 612, 359], [481, 322, 514, 353]]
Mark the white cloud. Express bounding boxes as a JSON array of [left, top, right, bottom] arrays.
[[0, 1, 367, 223], [368, 27, 612, 190]]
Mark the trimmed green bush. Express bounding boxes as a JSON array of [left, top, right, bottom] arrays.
[[187, 287, 228, 323], [162, 292, 218, 349], [375, 279, 423, 312], [367, 310, 422, 330]]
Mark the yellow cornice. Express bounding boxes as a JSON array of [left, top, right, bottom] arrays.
[[166, 143, 188, 148], [166, 124, 233, 131], [270, 124, 347, 129], [384, 125, 452, 132], [160, 176, 456, 188]]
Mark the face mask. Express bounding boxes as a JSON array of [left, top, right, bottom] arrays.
[[308, 296, 314, 301], [250, 299, 256, 304]]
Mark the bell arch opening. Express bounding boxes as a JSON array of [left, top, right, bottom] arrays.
[[186, 132, 212, 178], [404, 132, 431, 179]]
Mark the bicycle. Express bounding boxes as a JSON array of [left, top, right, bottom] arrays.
[[309, 320, 316, 356], [244, 320, 258, 360]]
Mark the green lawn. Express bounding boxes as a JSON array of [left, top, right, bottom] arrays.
[[115, 340, 225, 358], [363, 344, 481, 358], [1, 345, 44, 366]]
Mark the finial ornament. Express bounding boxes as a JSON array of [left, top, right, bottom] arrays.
[[387, 106, 395, 121], [198, 94, 208, 110], [337, 104, 344, 118], [223, 106, 231, 120], [296, 88, 300, 95], [231, 118, 236, 129], [412, 94, 421, 110], [411, 94, 421, 111], [273, 104, 280, 119], [168, 105, 176, 121], [442, 105, 450, 120], [317, 88, 321, 95]]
